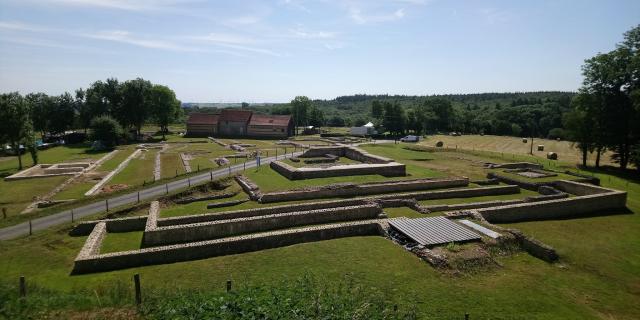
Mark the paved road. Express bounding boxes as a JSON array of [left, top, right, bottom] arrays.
[[0, 140, 395, 241], [0, 151, 302, 240]]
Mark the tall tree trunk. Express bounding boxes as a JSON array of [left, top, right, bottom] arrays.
[[595, 147, 601, 168], [619, 143, 628, 170], [582, 147, 588, 167]]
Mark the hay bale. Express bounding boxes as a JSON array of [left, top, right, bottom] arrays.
[[436, 141, 444, 147], [546, 152, 558, 160], [537, 145, 544, 151], [522, 138, 528, 143]]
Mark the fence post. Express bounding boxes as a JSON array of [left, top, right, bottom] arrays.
[[197, 164, 200, 172], [29, 220, 32, 235], [210, 171, 213, 181], [226, 279, 232, 292], [137, 191, 140, 203], [175, 169, 178, 177], [19, 276, 26, 298], [133, 274, 142, 305], [465, 313, 469, 320], [105, 199, 109, 212], [188, 177, 191, 187], [165, 184, 169, 194], [228, 165, 231, 176], [2, 207, 6, 219], [71, 209, 74, 222], [243, 161, 246, 171]]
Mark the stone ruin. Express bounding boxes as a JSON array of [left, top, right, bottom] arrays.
[[68, 172, 627, 274], [270, 145, 406, 180], [5, 162, 93, 181]]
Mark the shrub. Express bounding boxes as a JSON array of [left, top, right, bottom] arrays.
[[89, 116, 123, 148], [547, 128, 565, 140]]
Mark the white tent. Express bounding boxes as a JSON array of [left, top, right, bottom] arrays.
[[364, 122, 374, 127]]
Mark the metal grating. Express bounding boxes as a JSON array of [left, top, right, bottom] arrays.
[[458, 219, 501, 239], [389, 216, 481, 246]]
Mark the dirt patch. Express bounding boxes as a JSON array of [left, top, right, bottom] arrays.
[[102, 184, 129, 193]]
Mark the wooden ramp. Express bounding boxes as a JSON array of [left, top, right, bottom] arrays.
[[389, 217, 481, 246]]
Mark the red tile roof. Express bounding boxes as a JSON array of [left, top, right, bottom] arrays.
[[249, 114, 292, 127], [220, 109, 253, 123], [187, 113, 219, 125]]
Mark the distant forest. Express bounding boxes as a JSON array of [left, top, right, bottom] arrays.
[[185, 91, 575, 139]]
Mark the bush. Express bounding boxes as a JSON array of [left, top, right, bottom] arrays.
[[547, 128, 565, 140], [89, 116, 123, 148]]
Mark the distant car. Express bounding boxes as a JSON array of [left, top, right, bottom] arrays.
[[400, 135, 420, 142]]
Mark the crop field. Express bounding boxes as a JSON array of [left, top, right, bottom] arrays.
[[420, 134, 617, 167], [0, 136, 638, 319]]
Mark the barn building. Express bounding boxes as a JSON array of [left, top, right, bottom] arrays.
[[185, 113, 219, 137], [247, 114, 294, 138], [218, 109, 253, 136], [185, 110, 293, 138]]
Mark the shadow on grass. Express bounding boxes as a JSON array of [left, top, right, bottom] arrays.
[[578, 165, 640, 183]]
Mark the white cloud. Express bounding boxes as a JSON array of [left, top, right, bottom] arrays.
[[349, 7, 405, 24], [189, 33, 281, 57], [84, 30, 200, 52], [480, 8, 513, 24], [33, 0, 197, 12], [279, 0, 311, 13], [289, 27, 335, 39]]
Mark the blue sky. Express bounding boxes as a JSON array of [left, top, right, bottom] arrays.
[[0, 0, 638, 102]]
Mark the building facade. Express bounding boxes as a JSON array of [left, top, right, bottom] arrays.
[[186, 110, 293, 138]]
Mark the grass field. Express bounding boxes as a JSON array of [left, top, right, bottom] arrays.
[[420, 134, 617, 167], [1, 136, 639, 318]]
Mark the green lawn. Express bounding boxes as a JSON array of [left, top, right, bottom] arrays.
[[101, 231, 143, 254], [0, 141, 639, 318], [109, 149, 157, 188]]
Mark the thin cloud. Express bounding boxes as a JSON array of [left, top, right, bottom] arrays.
[[84, 30, 201, 52], [30, 0, 197, 12], [350, 7, 405, 24], [289, 27, 335, 39]]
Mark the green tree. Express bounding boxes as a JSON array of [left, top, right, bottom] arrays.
[[90, 115, 123, 148], [290, 96, 311, 135], [371, 100, 383, 120], [564, 94, 598, 167], [120, 78, 152, 136], [0, 92, 34, 170], [580, 25, 640, 169], [25, 92, 52, 136], [48, 92, 76, 135], [149, 84, 181, 140], [308, 106, 325, 127]]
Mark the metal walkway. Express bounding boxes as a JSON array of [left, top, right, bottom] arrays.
[[389, 216, 481, 246]]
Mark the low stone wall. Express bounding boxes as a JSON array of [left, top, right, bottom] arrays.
[[235, 175, 262, 200], [158, 199, 369, 227], [430, 199, 525, 213], [478, 181, 627, 223], [377, 185, 520, 202], [259, 177, 469, 203], [300, 146, 393, 164], [72, 220, 384, 274], [143, 204, 382, 246], [75, 222, 106, 260], [488, 162, 544, 170], [270, 161, 407, 180], [70, 216, 147, 236], [486, 172, 549, 191], [508, 229, 559, 262], [552, 180, 611, 195]]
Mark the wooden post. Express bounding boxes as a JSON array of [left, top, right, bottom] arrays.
[[71, 209, 74, 222], [210, 171, 213, 180], [143, 180, 146, 186], [228, 165, 231, 176], [105, 199, 109, 212], [197, 164, 200, 172], [165, 184, 169, 194], [188, 177, 191, 187], [226, 279, 232, 292], [19, 276, 26, 298], [133, 274, 142, 305], [243, 161, 246, 171], [137, 191, 140, 203], [29, 220, 32, 235], [465, 313, 469, 320], [2, 207, 6, 219], [175, 169, 178, 177]]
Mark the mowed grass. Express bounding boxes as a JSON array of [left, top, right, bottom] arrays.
[[420, 134, 618, 167], [101, 231, 143, 254], [108, 149, 157, 188], [0, 139, 639, 318]]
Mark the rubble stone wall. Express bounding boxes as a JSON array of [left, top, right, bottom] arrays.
[[72, 220, 383, 274], [143, 204, 382, 246], [259, 177, 469, 203], [478, 188, 627, 223]]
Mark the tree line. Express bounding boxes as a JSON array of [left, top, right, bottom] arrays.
[[564, 25, 640, 170], [0, 77, 182, 170]]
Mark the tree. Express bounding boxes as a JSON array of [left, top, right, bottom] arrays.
[[48, 92, 76, 135], [90, 116, 122, 148], [241, 102, 249, 109], [371, 100, 383, 120], [0, 92, 34, 170], [580, 25, 640, 169], [423, 98, 453, 132], [308, 106, 325, 127], [328, 115, 345, 127], [120, 78, 152, 136], [25, 92, 51, 136], [290, 96, 311, 135], [564, 93, 598, 167], [149, 84, 181, 140]]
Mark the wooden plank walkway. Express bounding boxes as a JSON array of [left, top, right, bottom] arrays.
[[388, 216, 480, 246]]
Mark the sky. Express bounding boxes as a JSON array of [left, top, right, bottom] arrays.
[[0, 0, 639, 103]]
